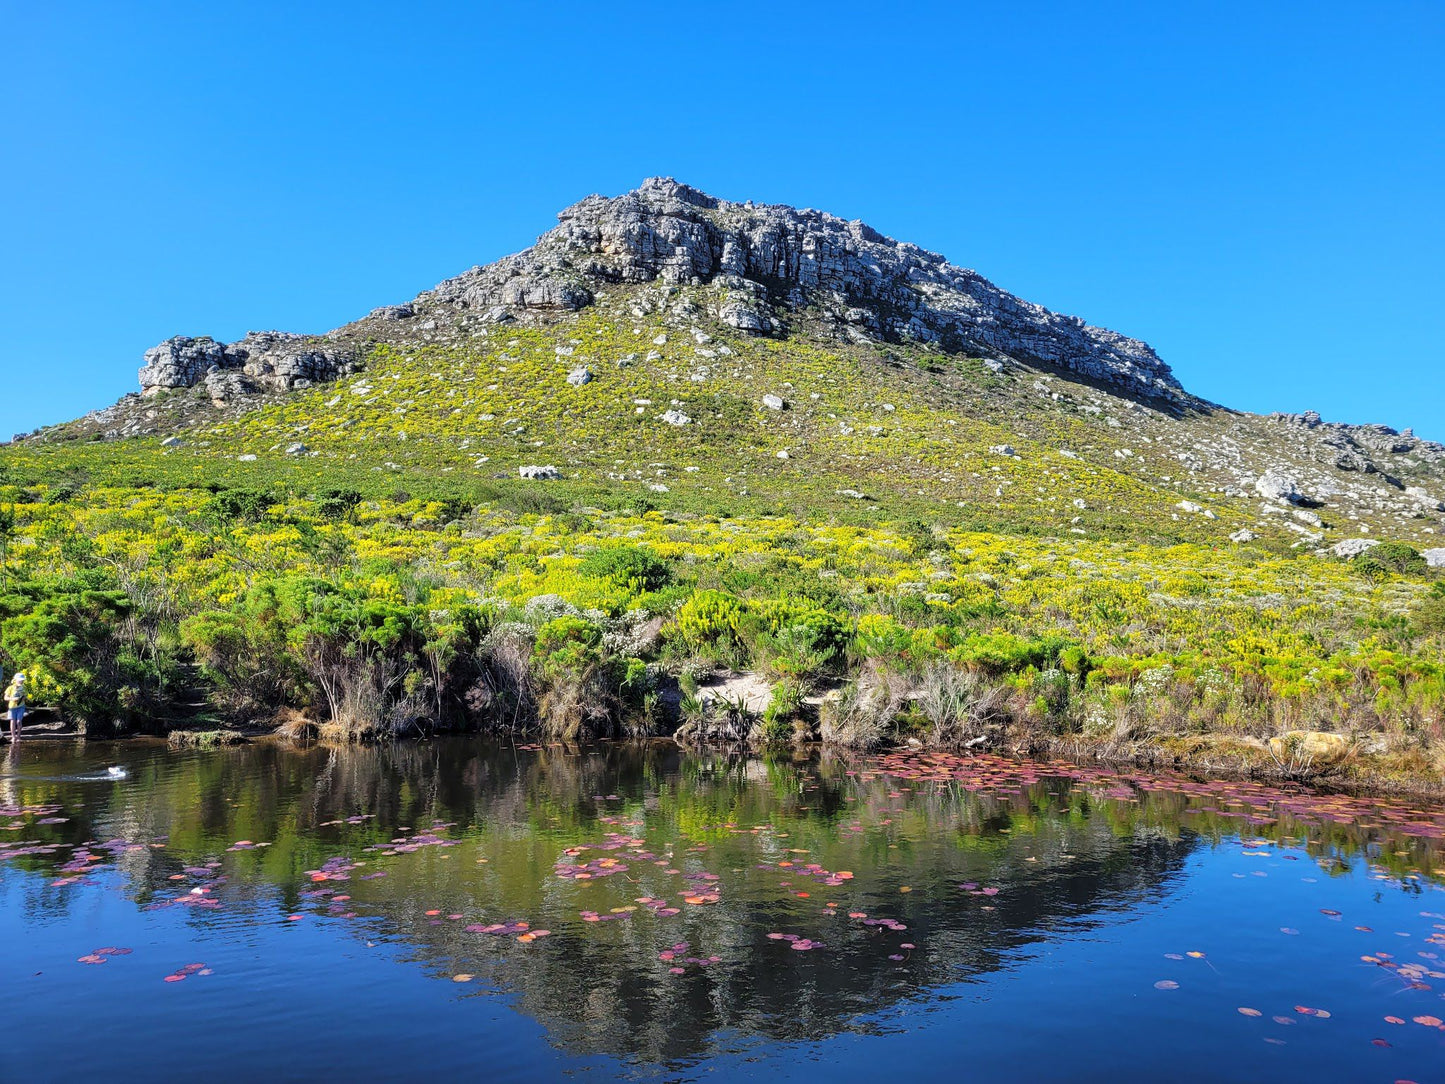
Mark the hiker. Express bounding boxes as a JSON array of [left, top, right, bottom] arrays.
[[4, 670, 26, 738]]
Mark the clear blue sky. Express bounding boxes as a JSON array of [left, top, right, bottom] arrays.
[[2, 1, 1441, 441]]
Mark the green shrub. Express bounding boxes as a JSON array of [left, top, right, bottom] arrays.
[[1417, 582, 1445, 635], [1, 573, 173, 728], [1356, 542, 1427, 578], [532, 616, 603, 683], [313, 488, 363, 519], [671, 590, 745, 656], [204, 488, 276, 524], [577, 546, 673, 595]]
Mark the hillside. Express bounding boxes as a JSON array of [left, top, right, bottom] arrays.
[[1, 179, 1442, 783], [18, 177, 1445, 553]]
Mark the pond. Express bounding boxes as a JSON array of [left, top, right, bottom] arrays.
[[1, 738, 1443, 1082]]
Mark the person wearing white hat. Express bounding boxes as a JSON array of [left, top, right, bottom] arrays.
[[4, 671, 27, 738]]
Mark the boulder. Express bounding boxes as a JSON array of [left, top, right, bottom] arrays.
[[1267, 730, 1351, 767], [566, 366, 592, 387], [518, 465, 560, 480], [761, 394, 785, 411], [369, 303, 414, 320], [1228, 529, 1257, 543], [1255, 469, 1307, 504], [1405, 486, 1445, 511], [659, 410, 691, 426], [1423, 548, 1445, 568], [1331, 538, 1380, 558], [718, 302, 768, 333]]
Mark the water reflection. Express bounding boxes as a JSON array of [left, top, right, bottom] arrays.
[[1, 738, 1442, 1067]]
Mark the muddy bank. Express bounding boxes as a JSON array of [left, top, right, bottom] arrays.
[[8, 716, 1441, 805]]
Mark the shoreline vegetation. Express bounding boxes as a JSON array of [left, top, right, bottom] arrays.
[[0, 476, 1441, 797]]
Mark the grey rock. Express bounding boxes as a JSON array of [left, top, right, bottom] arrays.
[[659, 409, 691, 426], [761, 394, 786, 411], [989, 444, 1016, 457], [566, 366, 592, 387], [1423, 547, 1445, 568], [719, 302, 769, 333], [1405, 486, 1444, 511], [1331, 538, 1380, 558], [1255, 469, 1309, 504], [140, 332, 358, 397], [1229, 529, 1257, 543], [204, 368, 257, 403], [369, 303, 414, 320], [139, 336, 227, 393], [285, 442, 309, 456], [160, 436, 183, 448], [518, 464, 561, 480]]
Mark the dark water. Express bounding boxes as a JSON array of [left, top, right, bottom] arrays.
[[1, 739, 1443, 1083]]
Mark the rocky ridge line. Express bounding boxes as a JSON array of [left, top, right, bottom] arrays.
[[411, 177, 1181, 399]]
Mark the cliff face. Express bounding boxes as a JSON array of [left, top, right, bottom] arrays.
[[421, 178, 1181, 398]]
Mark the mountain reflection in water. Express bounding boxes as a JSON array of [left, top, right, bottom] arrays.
[[1, 739, 1442, 1079]]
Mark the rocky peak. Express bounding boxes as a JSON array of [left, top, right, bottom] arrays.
[[423, 177, 1182, 399]]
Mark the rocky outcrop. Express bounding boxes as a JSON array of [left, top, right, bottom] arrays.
[[138, 336, 228, 392], [421, 177, 1181, 399], [139, 332, 358, 400], [1272, 411, 1445, 472]]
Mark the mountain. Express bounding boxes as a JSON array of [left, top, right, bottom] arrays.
[[1, 179, 1442, 779], [21, 176, 1445, 556]]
